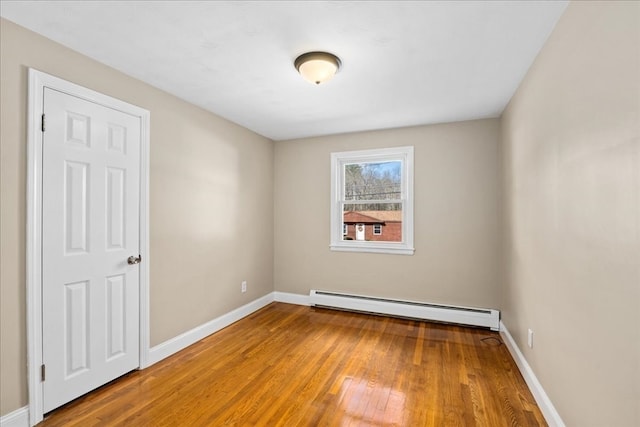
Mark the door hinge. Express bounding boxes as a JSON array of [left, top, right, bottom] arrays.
[[41, 364, 45, 381], [41, 113, 46, 132]]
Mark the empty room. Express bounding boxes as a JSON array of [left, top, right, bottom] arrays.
[[1, 1, 638, 426]]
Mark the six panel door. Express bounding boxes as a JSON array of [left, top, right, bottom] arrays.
[[41, 88, 141, 412]]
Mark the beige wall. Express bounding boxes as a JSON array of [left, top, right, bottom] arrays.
[[0, 19, 274, 415], [500, 2, 640, 426], [274, 119, 502, 309]]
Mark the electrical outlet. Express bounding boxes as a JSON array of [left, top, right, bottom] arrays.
[[527, 328, 534, 348], [241, 280, 247, 293]]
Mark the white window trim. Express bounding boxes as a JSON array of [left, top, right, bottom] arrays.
[[373, 224, 382, 235], [330, 146, 414, 255], [343, 224, 348, 235]]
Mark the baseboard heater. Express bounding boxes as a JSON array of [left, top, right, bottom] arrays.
[[309, 290, 500, 331]]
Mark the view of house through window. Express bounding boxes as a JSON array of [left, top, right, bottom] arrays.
[[342, 161, 402, 242], [331, 146, 414, 255]]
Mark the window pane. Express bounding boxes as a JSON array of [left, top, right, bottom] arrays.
[[344, 161, 401, 201], [343, 203, 402, 242], [331, 146, 413, 254]]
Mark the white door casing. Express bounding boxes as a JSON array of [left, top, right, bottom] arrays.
[[356, 224, 365, 241], [27, 69, 150, 425], [42, 88, 140, 412]]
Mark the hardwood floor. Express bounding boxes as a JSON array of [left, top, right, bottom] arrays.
[[40, 302, 546, 426]]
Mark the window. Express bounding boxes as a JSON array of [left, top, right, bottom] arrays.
[[330, 146, 414, 255]]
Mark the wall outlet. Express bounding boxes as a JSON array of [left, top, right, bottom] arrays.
[[241, 280, 247, 293], [527, 328, 534, 348]]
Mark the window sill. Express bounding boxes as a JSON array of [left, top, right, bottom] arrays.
[[330, 244, 415, 255]]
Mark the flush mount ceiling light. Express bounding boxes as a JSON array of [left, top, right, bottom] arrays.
[[294, 51, 342, 85]]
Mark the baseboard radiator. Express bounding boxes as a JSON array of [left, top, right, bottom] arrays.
[[309, 290, 500, 331]]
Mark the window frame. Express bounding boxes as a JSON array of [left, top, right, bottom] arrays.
[[373, 224, 382, 235], [330, 146, 414, 255]]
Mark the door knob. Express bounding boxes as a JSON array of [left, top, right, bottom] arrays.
[[127, 255, 142, 265]]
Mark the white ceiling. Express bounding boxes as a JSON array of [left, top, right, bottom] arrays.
[[1, 1, 568, 141]]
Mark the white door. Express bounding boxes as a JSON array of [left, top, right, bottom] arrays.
[[41, 88, 141, 412], [356, 223, 365, 241]]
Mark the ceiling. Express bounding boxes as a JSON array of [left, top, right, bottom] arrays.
[[0, 1, 568, 141]]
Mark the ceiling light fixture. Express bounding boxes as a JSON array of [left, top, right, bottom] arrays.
[[294, 51, 341, 85]]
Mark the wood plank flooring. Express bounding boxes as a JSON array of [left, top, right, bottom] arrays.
[[40, 302, 546, 426]]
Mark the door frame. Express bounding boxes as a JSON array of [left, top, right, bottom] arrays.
[[26, 69, 151, 426]]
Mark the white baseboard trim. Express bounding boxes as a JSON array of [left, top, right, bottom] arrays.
[[499, 321, 565, 427], [0, 406, 29, 427], [273, 291, 310, 306], [147, 293, 275, 366]]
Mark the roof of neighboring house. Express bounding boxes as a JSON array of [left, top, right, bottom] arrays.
[[343, 211, 384, 224], [358, 211, 402, 222], [343, 210, 402, 224]]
